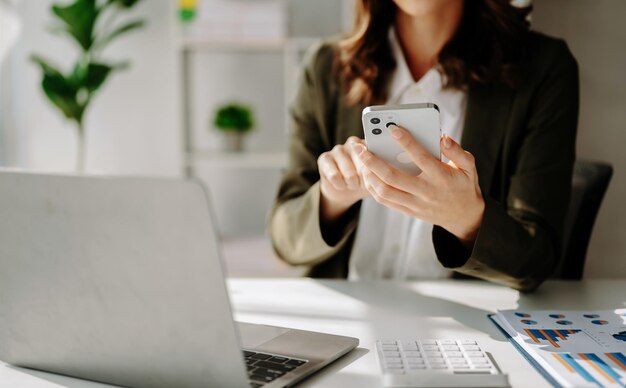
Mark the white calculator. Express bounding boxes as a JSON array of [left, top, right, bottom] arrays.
[[375, 339, 509, 387]]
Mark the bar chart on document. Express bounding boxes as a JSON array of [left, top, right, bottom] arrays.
[[492, 309, 626, 387]]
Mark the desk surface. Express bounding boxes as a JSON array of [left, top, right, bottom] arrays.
[[1, 279, 625, 387]]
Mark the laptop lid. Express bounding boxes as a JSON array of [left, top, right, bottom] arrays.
[[0, 171, 248, 388]]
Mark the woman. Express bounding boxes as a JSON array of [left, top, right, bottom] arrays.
[[269, 0, 578, 292]]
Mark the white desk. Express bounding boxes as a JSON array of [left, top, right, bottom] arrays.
[[1, 279, 625, 387]]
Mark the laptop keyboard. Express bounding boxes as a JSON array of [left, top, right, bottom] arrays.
[[243, 350, 308, 387]]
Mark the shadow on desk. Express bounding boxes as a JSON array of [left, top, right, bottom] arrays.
[[298, 347, 370, 388], [318, 280, 509, 341]]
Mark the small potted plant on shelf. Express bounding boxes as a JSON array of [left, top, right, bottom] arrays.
[[212, 103, 254, 152]]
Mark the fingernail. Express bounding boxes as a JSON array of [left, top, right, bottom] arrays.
[[443, 135, 452, 149], [352, 143, 365, 156], [388, 125, 402, 139]]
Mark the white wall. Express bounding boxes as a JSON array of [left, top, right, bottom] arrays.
[[533, 1, 626, 278], [2, 0, 181, 176]]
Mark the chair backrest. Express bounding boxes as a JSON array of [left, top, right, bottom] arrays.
[[554, 160, 613, 279]]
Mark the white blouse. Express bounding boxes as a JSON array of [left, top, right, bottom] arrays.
[[348, 29, 468, 280]]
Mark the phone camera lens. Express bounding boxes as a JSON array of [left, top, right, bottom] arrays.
[[372, 128, 382, 135], [386, 122, 397, 128], [370, 118, 381, 124]]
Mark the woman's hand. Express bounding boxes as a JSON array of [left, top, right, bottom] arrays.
[[353, 125, 485, 248], [318, 136, 369, 224]]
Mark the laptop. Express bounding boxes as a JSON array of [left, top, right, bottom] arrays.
[[0, 171, 358, 388]]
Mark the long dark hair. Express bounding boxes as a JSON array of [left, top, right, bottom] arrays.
[[337, 0, 532, 106]]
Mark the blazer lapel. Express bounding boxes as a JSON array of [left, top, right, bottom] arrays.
[[461, 82, 515, 193]]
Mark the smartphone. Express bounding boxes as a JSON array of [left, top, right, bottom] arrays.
[[362, 103, 441, 175]]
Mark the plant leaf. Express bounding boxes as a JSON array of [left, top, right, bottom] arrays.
[[214, 104, 254, 132], [51, 0, 98, 50], [31, 55, 84, 123], [70, 61, 117, 92], [84, 63, 114, 92], [111, 0, 142, 9], [96, 20, 144, 49]]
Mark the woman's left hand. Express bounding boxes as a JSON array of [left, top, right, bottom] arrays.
[[353, 125, 485, 248]]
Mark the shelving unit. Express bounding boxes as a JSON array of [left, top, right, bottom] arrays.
[[176, 0, 349, 238], [179, 37, 315, 176], [186, 150, 288, 169]]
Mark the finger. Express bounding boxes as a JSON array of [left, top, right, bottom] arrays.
[[440, 135, 476, 173], [332, 146, 360, 189], [387, 125, 441, 175], [362, 168, 415, 206], [318, 154, 347, 190], [363, 170, 423, 218], [353, 143, 423, 194], [347, 140, 366, 172], [345, 136, 365, 146]]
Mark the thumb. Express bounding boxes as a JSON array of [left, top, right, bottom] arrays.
[[440, 135, 476, 172]]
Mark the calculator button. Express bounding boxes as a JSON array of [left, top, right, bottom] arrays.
[[376, 339, 506, 387]]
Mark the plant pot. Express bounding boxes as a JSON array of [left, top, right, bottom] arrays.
[[222, 131, 246, 152]]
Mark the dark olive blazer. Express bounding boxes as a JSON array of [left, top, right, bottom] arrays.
[[268, 31, 579, 292]]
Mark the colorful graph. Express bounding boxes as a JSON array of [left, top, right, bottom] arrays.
[[553, 353, 599, 386], [524, 329, 581, 348], [592, 319, 609, 325], [553, 353, 626, 387], [605, 353, 626, 371]]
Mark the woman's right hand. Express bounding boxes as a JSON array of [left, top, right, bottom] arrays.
[[318, 136, 369, 224]]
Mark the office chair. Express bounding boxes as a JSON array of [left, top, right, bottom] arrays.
[[555, 160, 613, 280]]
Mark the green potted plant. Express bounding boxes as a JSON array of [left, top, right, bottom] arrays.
[[212, 103, 255, 152], [32, 0, 145, 172]]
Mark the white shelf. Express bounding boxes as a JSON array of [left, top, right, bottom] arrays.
[[187, 151, 288, 169], [178, 37, 316, 52]]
